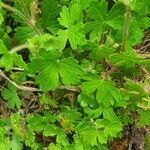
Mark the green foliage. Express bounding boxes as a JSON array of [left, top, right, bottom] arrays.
[[84, 1, 125, 41], [82, 79, 125, 107], [41, 0, 60, 33], [28, 57, 83, 91], [0, 0, 150, 149], [2, 84, 21, 109], [58, 3, 85, 49]]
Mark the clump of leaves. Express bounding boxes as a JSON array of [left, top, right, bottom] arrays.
[[0, 0, 150, 149]]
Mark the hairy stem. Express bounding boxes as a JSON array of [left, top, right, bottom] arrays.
[[0, 2, 42, 35], [121, 5, 131, 51], [19, 0, 31, 19], [0, 69, 40, 92], [30, 0, 38, 26], [10, 44, 28, 54]]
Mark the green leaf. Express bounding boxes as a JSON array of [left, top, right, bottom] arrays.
[[0, 13, 3, 25], [76, 125, 98, 146], [124, 78, 147, 98], [58, 4, 85, 49], [96, 118, 122, 140], [28, 57, 83, 91], [48, 144, 61, 150], [78, 93, 96, 107], [59, 108, 82, 130], [0, 44, 26, 71], [36, 63, 59, 91], [106, 2, 125, 29], [27, 112, 58, 132], [0, 40, 7, 54], [28, 33, 67, 53], [82, 79, 123, 107], [72, 0, 97, 10], [10, 136, 23, 150], [2, 85, 21, 109], [128, 16, 149, 46], [59, 57, 83, 85], [0, 53, 13, 71], [24, 130, 35, 147], [84, 107, 102, 119], [75, 118, 121, 146], [15, 27, 37, 43], [109, 51, 143, 69], [85, 1, 125, 40], [138, 110, 150, 126], [88, 0, 108, 21], [41, 0, 60, 33], [58, 4, 82, 27], [130, 0, 150, 15], [90, 45, 115, 61], [56, 131, 69, 146], [43, 125, 58, 137]]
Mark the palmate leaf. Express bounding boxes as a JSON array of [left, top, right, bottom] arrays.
[[106, 2, 125, 29], [59, 108, 82, 131], [28, 57, 83, 91], [96, 118, 122, 140], [128, 16, 149, 46], [2, 85, 21, 109], [58, 3, 85, 49], [85, 1, 125, 40], [82, 79, 123, 107], [59, 57, 83, 84], [36, 63, 59, 91], [75, 118, 122, 146]]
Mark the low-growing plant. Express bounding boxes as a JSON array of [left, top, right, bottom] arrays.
[[0, 0, 150, 149]]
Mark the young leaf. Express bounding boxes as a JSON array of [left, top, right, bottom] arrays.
[[58, 3, 85, 49]]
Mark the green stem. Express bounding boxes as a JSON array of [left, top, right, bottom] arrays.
[[121, 5, 131, 51]]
